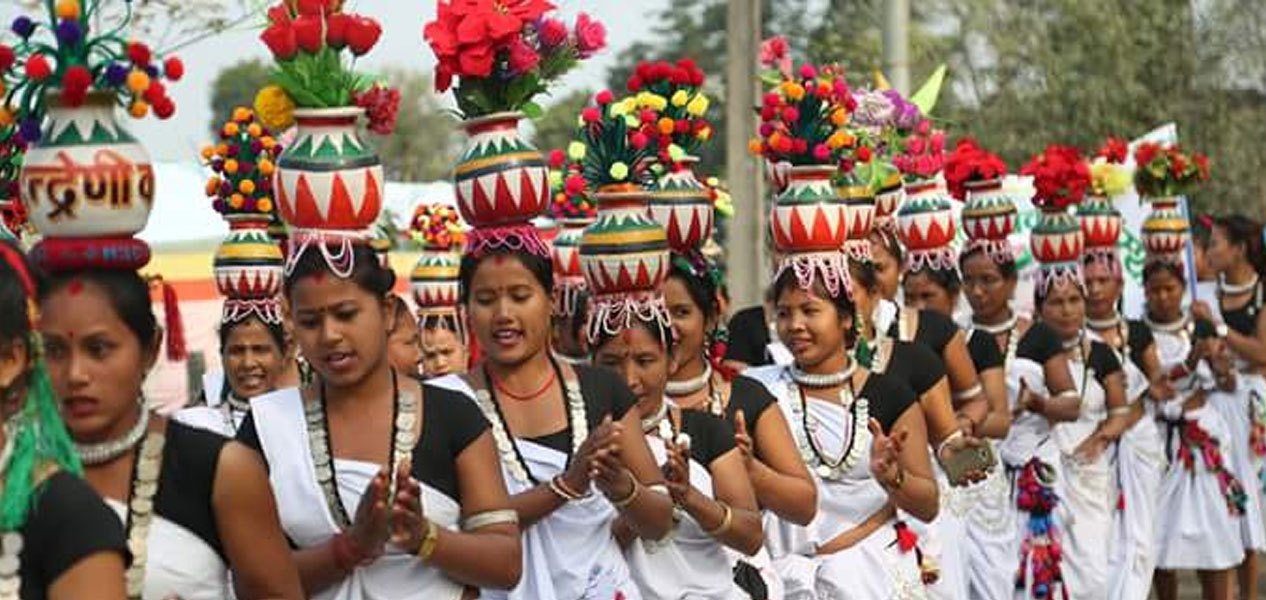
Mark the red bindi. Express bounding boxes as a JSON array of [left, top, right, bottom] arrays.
[[492, 255, 506, 265], [67, 279, 84, 296], [312, 271, 326, 284]]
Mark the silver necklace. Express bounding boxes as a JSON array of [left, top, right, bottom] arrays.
[[1086, 313, 1121, 331], [123, 430, 165, 599], [1145, 314, 1188, 334], [972, 312, 1018, 335], [473, 358, 588, 484], [666, 363, 712, 397], [787, 371, 870, 481], [77, 405, 150, 466], [1219, 274, 1260, 296], [641, 399, 670, 434], [790, 360, 858, 389]]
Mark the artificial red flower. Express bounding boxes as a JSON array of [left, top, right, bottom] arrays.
[[581, 106, 601, 124], [293, 15, 324, 53], [548, 149, 565, 168], [24, 54, 51, 81], [1194, 154, 1211, 181], [564, 174, 586, 196], [163, 57, 185, 81], [295, 0, 333, 16], [595, 90, 614, 105], [326, 13, 351, 49], [506, 38, 540, 75], [62, 65, 92, 92], [143, 80, 167, 104], [1020, 144, 1090, 210], [856, 146, 872, 163], [353, 84, 401, 135], [1170, 153, 1188, 178], [1133, 142, 1159, 168], [0, 45, 14, 72], [261, 24, 299, 60], [539, 17, 567, 48], [267, 5, 292, 25], [944, 137, 1007, 201], [346, 16, 382, 56], [1096, 137, 1128, 164], [127, 42, 152, 66], [153, 96, 176, 119], [574, 12, 605, 58], [434, 63, 454, 92]]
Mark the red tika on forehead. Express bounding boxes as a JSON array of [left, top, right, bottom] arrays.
[[311, 270, 327, 284], [492, 254, 507, 265], [66, 279, 85, 296]]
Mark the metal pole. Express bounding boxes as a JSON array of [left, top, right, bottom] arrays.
[[725, 0, 765, 308], [883, 0, 911, 94]]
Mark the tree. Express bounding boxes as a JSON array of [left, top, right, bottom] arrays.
[[370, 69, 458, 183], [529, 90, 592, 156], [208, 59, 272, 133]]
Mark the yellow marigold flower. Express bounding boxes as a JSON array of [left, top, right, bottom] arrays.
[[254, 85, 296, 131], [623, 114, 640, 129], [205, 177, 220, 197], [748, 139, 765, 155], [224, 159, 239, 174], [257, 197, 274, 213], [260, 137, 277, 150], [229, 193, 245, 209], [55, 0, 80, 20], [826, 130, 854, 150], [216, 143, 230, 156], [609, 162, 630, 181], [0, 108, 11, 126], [830, 108, 848, 126], [126, 71, 151, 94], [233, 107, 253, 123], [200, 146, 215, 160], [247, 123, 263, 138], [128, 100, 149, 118], [686, 94, 710, 117], [567, 141, 587, 161], [259, 158, 276, 176], [782, 82, 805, 101], [657, 117, 675, 135], [239, 180, 257, 195], [635, 91, 654, 108], [671, 90, 690, 107], [223, 122, 240, 137], [697, 125, 712, 141]]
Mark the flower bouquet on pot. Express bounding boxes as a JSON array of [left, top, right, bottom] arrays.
[[1133, 141, 1209, 263], [258, 0, 395, 275], [203, 107, 287, 326], [1021, 144, 1091, 294], [424, 2, 605, 234], [945, 138, 1015, 264], [569, 91, 670, 342], [619, 59, 715, 254], [4, 0, 184, 268], [749, 62, 856, 297], [1078, 137, 1131, 272], [547, 147, 596, 317], [409, 203, 466, 336], [852, 87, 923, 230], [0, 124, 24, 240]]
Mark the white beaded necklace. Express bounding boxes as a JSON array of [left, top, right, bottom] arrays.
[[77, 404, 150, 466], [971, 312, 1018, 336], [790, 360, 857, 389], [665, 363, 712, 397], [1145, 314, 1189, 335], [1086, 313, 1121, 331], [786, 362, 870, 481], [473, 359, 588, 485], [1219, 274, 1260, 296]]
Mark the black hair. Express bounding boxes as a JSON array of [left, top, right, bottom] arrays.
[[39, 269, 158, 349], [1191, 217, 1212, 249], [592, 316, 677, 354], [848, 258, 880, 294], [0, 241, 33, 344], [1214, 214, 1266, 277], [771, 266, 858, 349], [458, 251, 553, 305], [283, 243, 395, 298], [422, 313, 463, 334], [1143, 260, 1186, 286], [390, 294, 415, 333], [905, 266, 961, 296], [958, 245, 1019, 281], [869, 228, 903, 264], [218, 316, 286, 356], [668, 260, 720, 324]]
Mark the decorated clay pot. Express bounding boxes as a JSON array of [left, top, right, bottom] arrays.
[[765, 159, 792, 195], [1141, 196, 1189, 258], [552, 218, 592, 280], [19, 92, 154, 238], [836, 172, 876, 260], [214, 216, 284, 300], [647, 157, 714, 253], [769, 165, 847, 253], [453, 111, 549, 228], [580, 184, 669, 296], [1030, 207, 1084, 264], [961, 179, 1017, 244], [873, 170, 905, 227], [275, 107, 384, 231], [1077, 198, 1122, 251], [411, 249, 461, 309], [896, 179, 956, 256]]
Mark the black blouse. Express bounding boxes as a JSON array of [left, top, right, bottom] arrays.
[[677, 410, 737, 467], [155, 420, 230, 561], [236, 384, 490, 503], [497, 365, 637, 456], [19, 471, 128, 600], [1085, 340, 1124, 384], [725, 375, 779, 438], [860, 371, 920, 434], [1221, 281, 1263, 337], [880, 340, 946, 397], [967, 329, 1005, 372], [889, 307, 959, 355], [1018, 321, 1063, 364]]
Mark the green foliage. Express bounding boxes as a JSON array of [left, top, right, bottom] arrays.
[[208, 59, 271, 133], [455, 47, 581, 119], [270, 48, 374, 108]]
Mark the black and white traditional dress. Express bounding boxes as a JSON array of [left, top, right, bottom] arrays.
[[430, 364, 641, 600], [1093, 319, 1163, 600], [1210, 278, 1266, 551], [1152, 319, 1247, 571], [1050, 335, 1122, 599], [744, 364, 924, 600], [626, 403, 745, 600], [175, 370, 250, 437], [96, 419, 233, 599], [12, 470, 128, 600], [238, 379, 485, 600]]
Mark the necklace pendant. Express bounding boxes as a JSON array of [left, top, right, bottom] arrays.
[[815, 464, 833, 479]]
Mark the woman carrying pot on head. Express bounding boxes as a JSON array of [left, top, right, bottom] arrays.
[[237, 238, 522, 599], [0, 241, 129, 600]]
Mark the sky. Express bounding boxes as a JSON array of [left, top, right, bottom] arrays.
[[125, 0, 670, 160]]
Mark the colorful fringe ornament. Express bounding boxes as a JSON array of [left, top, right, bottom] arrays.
[[1014, 458, 1067, 600], [1175, 418, 1247, 516]]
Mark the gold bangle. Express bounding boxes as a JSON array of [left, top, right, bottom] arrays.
[[702, 502, 733, 537], [416, 519, 440, 561], [609, 472, 641, 508], [549, 475, 587, 501]]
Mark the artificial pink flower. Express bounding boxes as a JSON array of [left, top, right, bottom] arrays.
[[574, 12, 605, 58]]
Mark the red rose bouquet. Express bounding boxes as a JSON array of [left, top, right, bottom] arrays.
[[1133, 141, 1210, 198], [1021, 145, 1091, 210], [944, 138, 1007, 201], [749, 63, 857, 167], [424, 1, 606, 119], [0, 0, 184, 141], [202, 107, 285, 219], [891, 119, 946, 182], [259, 0, 397, 132], [624, 59, 713, 164]]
